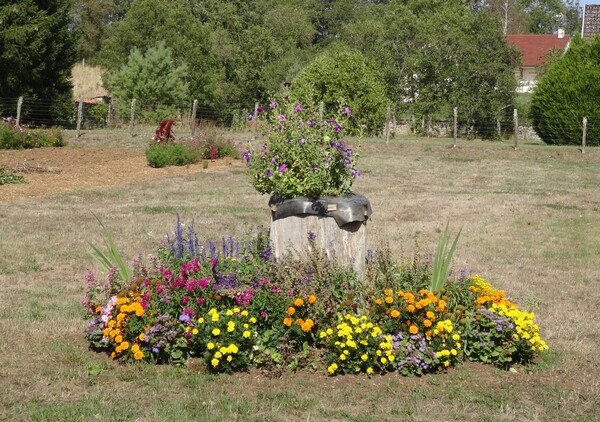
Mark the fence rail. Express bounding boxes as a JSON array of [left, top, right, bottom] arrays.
[[0, 96, 592, 151]]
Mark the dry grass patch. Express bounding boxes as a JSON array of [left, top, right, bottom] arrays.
[[0, 132, 599, 420]]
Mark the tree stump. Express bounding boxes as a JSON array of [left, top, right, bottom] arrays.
[[268, 194, 372, 279]]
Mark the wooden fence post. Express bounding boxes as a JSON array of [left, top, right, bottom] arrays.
[[16, 96, 23, 126], [252, 102, 258, 140], [106, 101, 112, 127], [453, 107, 458, 147], [582, 117, 587, 154], [76, 96, 84, 137], [385, 103, 391, 144], [129, 98, 136, 137], [513, 108, 518, 150], [319, 101, 324, 123], [191, 99, 198, 137]]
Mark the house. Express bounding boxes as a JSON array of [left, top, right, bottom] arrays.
[[582, 4, 600, 39], [506, 31, 570, 93]]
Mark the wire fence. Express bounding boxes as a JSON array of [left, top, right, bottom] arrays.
[[0, 96, 593, 151]]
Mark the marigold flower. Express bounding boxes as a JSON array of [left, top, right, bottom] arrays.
[[409, 325, 418, 334], [192, 328, 199, 335], [283, 317, 293, 327], [327, 363, 338, 374], [426, 311, 435, 320], [107, 320, 116, 328], [390, 309, 400, 318], [296, 318, 305, 327], [366, 367, 374, 375], [115, 335, 123, 344], [294, 298, 304, 307], [243, 330, 251, 338], [385, 296, 393, 304], [212, 328, 221, 336], [138, 333, 145, 341], [227, 355, 233, 362], [407, 305, 416, 313], [423, 319, 432, 327], [384, 289, 392, 296], [301, 319, 314, 332], [207, 342, 215, 350], [134, 351, 144, 360], [307, 295, 317, 304], [374, 298, 383, 305], [131, 344, 140, 354], [211, 358, 219, 367], [287, 307, 296, 316], [361, 354, 368, 361], [103, 328, 110, 337]]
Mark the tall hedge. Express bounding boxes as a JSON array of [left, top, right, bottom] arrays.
[[531, 36, 600, 146]]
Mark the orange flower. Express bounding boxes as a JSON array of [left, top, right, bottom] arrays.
[[301, 318, 314, 332], [296, 318, 305, 327], [426, 311, 435, 319], [384, 289, 392, 296], [409, 325, 418, 335], [425, 330, 432, 339], [396, 290, 404, 297], [95, 305, 101, 313], [287, 306, 296, 316], [385, 296, 393, 304], [307, 295, 317, 304], [390, 309, 400, 318], [419, 289, 429, 296], [283, 317, 293, 327], [294, 298, 304, 307], [374, 298, 383, 305], [134, 350, 144, 360], [423, 319, 432, 327], [407, 304, 416, 313]]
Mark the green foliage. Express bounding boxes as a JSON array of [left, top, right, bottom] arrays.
[[0, 0, 77, 124], [531, 36, 600, 146], [291, 49, 388, 135], [0, 168, 25, 185], [145, 143, 200, 168], [87, 217, 132, 285], [87, 103, 108, 127], [431, 223, 461, 293], [104, 40, 189, 123], [0, 122, 66, 149]]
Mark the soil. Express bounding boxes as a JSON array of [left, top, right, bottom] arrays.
[[0, 147, 241, 201]]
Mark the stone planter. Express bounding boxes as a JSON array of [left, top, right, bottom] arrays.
[[268, 193, 372, 279]]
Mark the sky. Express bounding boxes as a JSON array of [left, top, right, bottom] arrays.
[[581, 1, 599, 6]]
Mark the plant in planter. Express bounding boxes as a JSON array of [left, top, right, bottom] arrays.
[[244, 90, 359, 200], [244, 85, 371, 277]]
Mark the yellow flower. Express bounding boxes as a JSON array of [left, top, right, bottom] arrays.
[[103, 328, 110, 337], [452, 334, 460, 341], [407, 304, 416, 313], [134, 351, 144, 360], [115, 335, 123, 344], [212, 328, 221, 336], [384, 289, 392, 296], [131, 344, 140, 353], [107, 320, 116, 328], [226, 309, 234, 316], [227, 355, 233, 362], [197, 317, 204, 324], [381, 357, 388, 364], [211, 313, 219, 322], [308, 295, 317, 304], [211, 358, 219, 367], [320, 331, 327, 338], [294, 298, 304, 307], [241, 310, 248, 316], [138, 333, 145, 341], [327, 363, 338, 374], [366, 367, 374, 375], [385, 296, 393, 304], [192, 328, 199, 335], [207, 342, 215, 349], [227, 321, 235, 332], [243, 331, 251, 338], [233, 307, 240, 313], [249, 317, 257, 324], [361, 354, 368, 361], [215, 351, 222, 358]]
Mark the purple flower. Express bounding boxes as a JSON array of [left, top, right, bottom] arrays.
[[307, 231, 316, 241], [278, 164, 287, 173], [352, 168, 360, 179], [277, 114, 287, 122], [271, 156, 277, 165], [335, 124, 342, 133], [257, 106, 265, 113], [283, 81, 291, 88], [242, 151, 250, 164], [269, 101, 278, 110], [307, 120, 315, 128], [343, 107, 352, 116], [261, 311, 267, 319], [265, 169, 272, 178], [246, 112, 253, 121], [331, 141, 338, 148], [179, 314, 191, 323], [299, 137, 305, 145], [294, 104, 302, 113]]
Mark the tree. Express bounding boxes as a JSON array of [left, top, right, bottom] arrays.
[[290, 48, 389, 135], [0, 0, 78, 125], [103, 41, 190, 122], [530, 36, 600, 146]]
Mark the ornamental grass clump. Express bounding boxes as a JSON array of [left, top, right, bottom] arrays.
[[244, 84, 360, 199]]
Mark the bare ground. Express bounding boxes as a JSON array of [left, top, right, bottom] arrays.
[[0, 147, 241, 201]]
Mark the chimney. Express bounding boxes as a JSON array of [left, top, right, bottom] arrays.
[[558, 28, 565, 39]]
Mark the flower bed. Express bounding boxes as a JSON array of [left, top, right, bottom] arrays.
[[83, 218, 548, 375]]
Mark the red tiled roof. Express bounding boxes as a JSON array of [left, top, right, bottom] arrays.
[[506, 34, 570, 67]]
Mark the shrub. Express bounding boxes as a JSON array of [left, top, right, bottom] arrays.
[[290, 49, 389, 135], [0, 168, 25, 185], [145, 143, 201, 168], [0, 119, 65, 149], [531, 36, 600, 146]]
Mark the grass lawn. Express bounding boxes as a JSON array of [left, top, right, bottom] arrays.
[[0, 130, 598, 421]]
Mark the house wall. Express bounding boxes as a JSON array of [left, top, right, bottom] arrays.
[[515, 66, 537, 93]]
